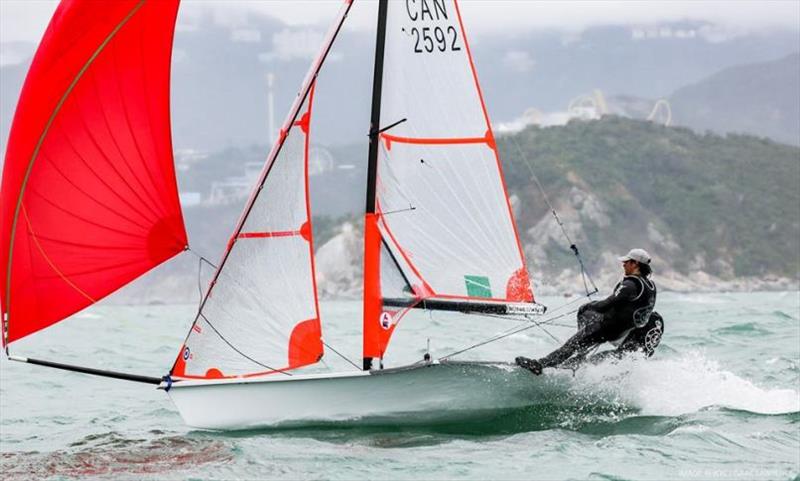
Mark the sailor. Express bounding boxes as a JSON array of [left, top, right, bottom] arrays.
[[516, 248, 659, 375]]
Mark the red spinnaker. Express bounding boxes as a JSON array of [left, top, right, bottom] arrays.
[[1, 0, 186, 345]]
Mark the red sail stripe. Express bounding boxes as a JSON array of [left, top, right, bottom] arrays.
[[237, 230, 301, 239], [303, 83, 323, 353], [380, 132, 491, 151]]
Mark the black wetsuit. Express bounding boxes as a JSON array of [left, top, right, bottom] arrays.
[[538, 275, 657, 368]]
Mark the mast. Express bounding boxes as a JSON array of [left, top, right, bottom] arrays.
[[363, 0, 389, 371]]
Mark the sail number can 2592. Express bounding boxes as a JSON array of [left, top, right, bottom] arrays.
[[403, 0, 462, 54]]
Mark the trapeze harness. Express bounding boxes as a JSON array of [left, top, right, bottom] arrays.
[[539, 274, 661, 369]]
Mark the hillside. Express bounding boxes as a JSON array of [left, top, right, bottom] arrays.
[[497, 116, 799, 290], [317, 117, 800, 296], [669, 53, 800, 146]]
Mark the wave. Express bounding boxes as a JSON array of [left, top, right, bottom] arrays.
[[561, 351, 800, 416]]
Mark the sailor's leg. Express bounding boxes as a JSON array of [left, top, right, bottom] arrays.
[[539, 328, 604, 368], [516, 317, 610, 374]]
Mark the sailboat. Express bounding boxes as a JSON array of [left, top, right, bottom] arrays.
[[1, 0, 557, 430]]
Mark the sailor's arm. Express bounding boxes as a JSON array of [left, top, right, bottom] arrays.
[[582, 278, 639, 313]]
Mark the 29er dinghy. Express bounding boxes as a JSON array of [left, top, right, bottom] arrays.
[[2, 0, 560, 430]]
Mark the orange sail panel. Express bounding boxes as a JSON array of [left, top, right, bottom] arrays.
[[363, 212, 425, 361], [0, 0, 186, 345]]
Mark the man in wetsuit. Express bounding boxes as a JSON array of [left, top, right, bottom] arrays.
[[515, 248, 658, 375]]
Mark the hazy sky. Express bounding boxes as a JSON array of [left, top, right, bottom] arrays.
[[2, 0, 798, 45]]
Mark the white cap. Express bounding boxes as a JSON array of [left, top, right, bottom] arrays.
[[618, 248, 651, 265]]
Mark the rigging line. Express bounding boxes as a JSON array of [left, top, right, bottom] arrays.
[[376, 143, 416, 213], [531, 291, 592, 319], [380, 206, 416, 216], [438, 308, 578, 361], [477, 312, 563, 341], [321, 340, 361, 371], [185, 247, 218, 306], [196, 256, 203, 304], [199, 313, 292, 377], [476, 312, 574, 329], [508, 136, 599, 295], [380, 238, 413, 291], [369, 117, 407, 137], [186, 246, 217, 270]]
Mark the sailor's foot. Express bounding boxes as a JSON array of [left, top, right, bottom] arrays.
[[515, 356, 543, 375]]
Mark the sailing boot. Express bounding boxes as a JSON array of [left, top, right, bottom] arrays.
[[515, 356, 543, 375]]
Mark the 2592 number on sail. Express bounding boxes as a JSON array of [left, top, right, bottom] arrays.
[[410, 26, 461, 53]]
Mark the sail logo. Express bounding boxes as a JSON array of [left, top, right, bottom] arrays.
[[379, 312, 394, 330], [183, 347, 191, 360], [465, 275, 492, 298]]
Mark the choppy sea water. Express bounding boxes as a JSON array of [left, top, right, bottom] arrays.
[[1, 291, 798, 480]]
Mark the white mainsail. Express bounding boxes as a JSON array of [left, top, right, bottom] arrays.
[[376, 0, 533, 304], [363, 0, 536, 364]]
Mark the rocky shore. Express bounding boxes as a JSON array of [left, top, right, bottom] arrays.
[[305, 222, 799, 300]]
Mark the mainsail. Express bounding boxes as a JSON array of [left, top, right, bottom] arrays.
[[1, 0, 186, 346], [363, 0, 536, 364], [172, 2, 354, 379]]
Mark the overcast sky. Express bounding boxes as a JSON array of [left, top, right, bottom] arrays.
[[2, 0, 799, 45]]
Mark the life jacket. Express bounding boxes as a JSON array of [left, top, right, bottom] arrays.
[[610, 275, 657, 330]]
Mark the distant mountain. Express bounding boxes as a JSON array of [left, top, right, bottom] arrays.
[[669, 53, 800, 145], [3, 16, 799, 158]]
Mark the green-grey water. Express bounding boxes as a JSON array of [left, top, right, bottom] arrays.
[[1, 292, 798, 480]]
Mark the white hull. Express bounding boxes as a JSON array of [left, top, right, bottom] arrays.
[[164, 361, 555, 430]]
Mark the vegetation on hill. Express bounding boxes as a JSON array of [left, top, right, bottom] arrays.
[[498, 116, 800, 279]]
